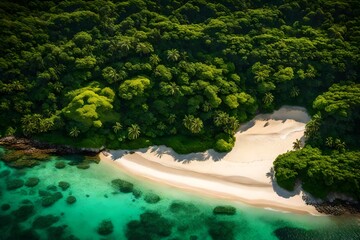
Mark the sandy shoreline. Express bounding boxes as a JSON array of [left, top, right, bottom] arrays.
[[100, 106, 323, 215]]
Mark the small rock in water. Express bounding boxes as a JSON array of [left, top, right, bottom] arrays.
[[66, 196, 77, 204], [104, 194, 108, 198], [111, 179, 134, 193], [1, 203, 11, 211], [97, 219, 114, 235], [6, 179, 24, 190], [132, 189, 142, 199], [213, 205, 236, 215], [0, 215, 12, 227], [38, 189, 52, 197], [25, 177, 40, 187], [55, 161, 66, 169], [41, 192, 63, 207], [21, 199, 32, 204], [0, 169, 11, 178], [47, 225, 67, 239], [58, 181, 70, 191], [76, 163, 90, 169], [47, 185, 57, 191], [86, 194, 90, 197], [144, 192, 161, 204], [12, 202, 35, 221], [32, 214, 60, 229]]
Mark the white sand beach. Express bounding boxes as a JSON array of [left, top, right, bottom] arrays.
[[100, 106, 322, 215]]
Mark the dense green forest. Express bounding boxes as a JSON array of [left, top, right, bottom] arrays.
[[0, 1, 359, 198]]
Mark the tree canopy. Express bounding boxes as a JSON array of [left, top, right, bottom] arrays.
[[0, 0, 359, 171]]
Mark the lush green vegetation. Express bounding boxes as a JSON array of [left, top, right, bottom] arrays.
[[0, 0, 359, 198], [274, 83, 360, 199]]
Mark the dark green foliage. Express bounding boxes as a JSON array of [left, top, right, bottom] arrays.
[[274, 147, 360, 199], [2, 0, 358, 154], [0, 0, 359, 198]]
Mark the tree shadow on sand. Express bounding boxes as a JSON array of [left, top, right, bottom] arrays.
[[148, 146, 228, 164], [266, 167, 301, 198]]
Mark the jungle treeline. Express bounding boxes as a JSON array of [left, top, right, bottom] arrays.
[[0, 1, 359, 198]]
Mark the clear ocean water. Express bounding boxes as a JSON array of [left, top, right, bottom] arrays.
[[0, 146, 359, 240]]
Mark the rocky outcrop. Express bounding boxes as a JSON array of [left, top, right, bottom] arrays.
[[0, 136, 100, 169], [111, 179, 134, 193], [213, 206, 236, 215], [97, 220, 114, 235]]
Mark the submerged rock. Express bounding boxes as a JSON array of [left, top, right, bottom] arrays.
[[213, 206, 236, 215], [39, 189, 52, 197], [76, 163, 90, 169], [66, 196, 77, 204], [126, 211, 173, 239], [47, 225, 67, 239], [111, 179, 134, 193], [169, 201, 199, 214], [140, 212, 172, 236], [47, 185, 58, 191], [144, 193, 161, 204], [55, 161, 66, 169], [0, 169, 11, 178], [41, 192, 63, 207], [13, 228, 41, 240], [208, 220, 236, 240], [1, 203, 11, 211], [273, 226, 312, 240], [32, 214, 60, 229], [97, 219, 114, 235], [132, 189, 142, 199], [0, 215, 13, 227], [12, 202, 35, 221], [6, 178, 24, 190], [58, 181, 70, 191], [25, 177, 40, 187]]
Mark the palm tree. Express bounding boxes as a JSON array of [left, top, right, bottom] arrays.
[[167, 49, 180, 62], [203, 101, 212, 112], [112, 122, 122, 133], [190, 118, 203, 134], [183, 115, 194, 130], [263, 92, 274, 105], [214, 111, 229, 127], [168, 82, 179, 96], [128, 124, 141, 140], [304, 113, 321, 138], [119, 40, 132, 52], [168, 114, 176, 124], [292, 139, 302, 150], [157, 122, 166, 130], [334, 138, 346, 152], [224, 117, 240, 134], [149, 54, 160, 66], [290, 86, 300, 98], [136, 42, 154, 55], [183, 115, 203, 134], [69, 127, 80, 137], [325, 137, 333, 148]]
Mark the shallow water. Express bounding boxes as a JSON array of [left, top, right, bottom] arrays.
[[0, 147, 359, 240]]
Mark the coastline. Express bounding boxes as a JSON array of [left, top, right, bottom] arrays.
[[100, 106, 324, 215]]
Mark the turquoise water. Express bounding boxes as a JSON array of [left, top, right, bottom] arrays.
[[0, 147, 359, 240]]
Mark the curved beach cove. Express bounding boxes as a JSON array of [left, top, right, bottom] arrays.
[[103, 106, 319, 214]]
